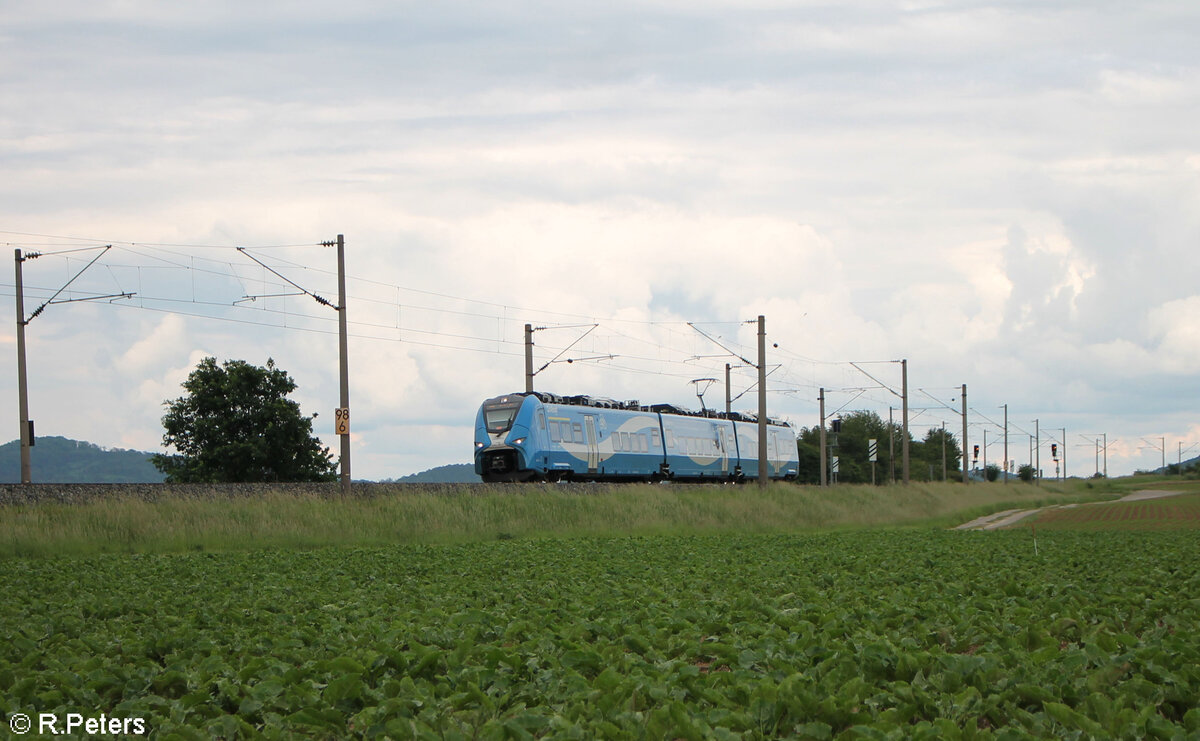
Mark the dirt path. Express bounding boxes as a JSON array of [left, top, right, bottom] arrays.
[[954, 489, 1187, 531]]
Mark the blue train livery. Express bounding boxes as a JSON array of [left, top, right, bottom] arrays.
[[474, 391, 799, 482]]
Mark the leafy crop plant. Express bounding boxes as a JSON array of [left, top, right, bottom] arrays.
[[1, 530, 1197, 738]]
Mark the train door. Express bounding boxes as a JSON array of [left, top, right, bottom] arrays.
[[713, 423, 729, 475], [583, 415, 600, 473]]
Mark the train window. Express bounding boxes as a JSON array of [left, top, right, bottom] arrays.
[[559, 421, 571, 442], [549, 422, 561, 443], [483, 399, 521, 433], [623, 432, 631, 451], [537, 410, 546, 430], [651, 428, 662, 450], [573, 423, 583, 444]]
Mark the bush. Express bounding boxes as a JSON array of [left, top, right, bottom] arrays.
[[1018, 464, 1035, 482]]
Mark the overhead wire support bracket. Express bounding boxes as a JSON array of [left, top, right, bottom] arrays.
[[532, 323, 600, 376], [25, 245, 118, 323], [917, 388, 965, 417], [687, 322, 755, 367], [544, 353, 617, 369], [728, 363, 783, 403], [236, 247, 337, 310], [42, 292, 135, 309], [234, 291, 308, 306], [849, 361, 903, 399]]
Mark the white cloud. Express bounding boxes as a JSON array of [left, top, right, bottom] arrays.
[[118, 314, 189, 374], [2, 1, 1199, 477], [1147, 296, 1200, 374]]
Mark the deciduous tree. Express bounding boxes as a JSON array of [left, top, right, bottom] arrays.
[[152, 357, 337, 483]]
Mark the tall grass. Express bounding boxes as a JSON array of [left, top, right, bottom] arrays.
[[0, 478, 1145, 558]]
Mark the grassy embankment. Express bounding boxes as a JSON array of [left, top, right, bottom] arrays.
[[2, 476, 1180, 558]]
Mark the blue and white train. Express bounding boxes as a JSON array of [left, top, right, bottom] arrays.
[[474, 392, 799, 482]]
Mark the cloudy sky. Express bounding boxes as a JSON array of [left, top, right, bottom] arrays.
[[2, 0, 1198, 479]]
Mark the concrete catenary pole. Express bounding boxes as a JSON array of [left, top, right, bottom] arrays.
[[901, 359, 910, 484], [757, 315, 768, 488], [14, 249, 31, 484], [1034, 419, 1040, 482], [725, 363, 732, 416], [1003, 403, 1008, 484], [888, 406, 896, 484], [525, 323, 534, 393], [819, 387, 827, 487], [336, 234, 351, 495], [961, 384, 969, 484], [941, 421, 947, 481]]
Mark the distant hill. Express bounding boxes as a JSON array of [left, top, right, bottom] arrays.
[[0, 436, 165, 483], [389, 463, 480, 484], [1154, 455, 1200, 475]]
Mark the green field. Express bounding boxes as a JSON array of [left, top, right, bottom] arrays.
[[2, 480, 1198, 739], [2, 530, 1198, 739], [1025, 493, 1200, 531]]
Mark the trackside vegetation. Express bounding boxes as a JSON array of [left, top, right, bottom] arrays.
[[0, 479, 1135, 558]]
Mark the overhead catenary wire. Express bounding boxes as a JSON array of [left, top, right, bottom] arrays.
[[10, 286, 861, 389], [6, 232, 1179, 478], [8, 238, 857, 372], [2, 235, 963, 424]]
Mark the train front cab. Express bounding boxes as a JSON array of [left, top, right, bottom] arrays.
[[475, 393, 538, 481]]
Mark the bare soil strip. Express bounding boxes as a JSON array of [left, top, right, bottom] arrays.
[[955, 489, 1188, 531]]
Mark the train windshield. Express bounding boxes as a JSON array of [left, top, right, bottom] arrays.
[[483, 398, 522, 434]]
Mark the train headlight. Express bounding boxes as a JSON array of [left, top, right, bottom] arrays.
[[475, 441, 485, 450], [511, 437, 526, 446]]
